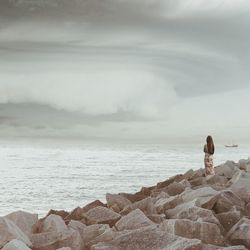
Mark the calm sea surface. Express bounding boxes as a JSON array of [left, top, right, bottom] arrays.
[[0, 139, 249, 216]]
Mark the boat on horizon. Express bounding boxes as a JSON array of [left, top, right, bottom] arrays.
[[224, 144, 238, 148]]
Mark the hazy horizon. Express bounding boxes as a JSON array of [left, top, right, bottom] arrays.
[[0, 0, 250, 144]]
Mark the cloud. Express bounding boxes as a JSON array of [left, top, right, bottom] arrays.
[[0, 0, 250, 141], [0, 67, 177, 119]]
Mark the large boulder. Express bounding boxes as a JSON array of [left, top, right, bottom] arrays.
[[46, 210, 69, 220], [115, 209, 154, 231], [164, 181, 186, 196], [154, 195, 183, 214], [2, 240, 32, 250], [166, 202, 221, 227], [5, 211, 38, 236], [80, 224, 110, 245], [90, 225, 202, 250], [215, 161, 239, 179], [216, 209, 241, 233], [161, 219, 224, 246], [83, 206, 121, 226], [213, 190, 245, 214], [106, 193, 132, 212], [181, 187, 218, 203], [0, 217, 31, 248], [30, 228, 82, 250], [226, 217, 250, 248], [121, 197, 156, 215], [42, 214, 67, 233], [239, 158, 250, 172]]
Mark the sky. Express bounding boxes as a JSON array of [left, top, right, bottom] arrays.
[[0, 0, 250, 143]]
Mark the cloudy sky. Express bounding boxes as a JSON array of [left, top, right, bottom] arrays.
[[0, 0, 250, 143]]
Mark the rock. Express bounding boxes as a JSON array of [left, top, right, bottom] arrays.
[[161, 219, 224, 245], [146, 214, 166, 224], [56, 248, 71, 250], [82, 200, 106, 213], [135, 186, 154, 196], [188, 168, 204, 180], [0, 217, 31, 248], [203, 244, 247, 250], [5, 210, 38, 235], [86, 228, 117, 249], [68, 220, 86, 235], [42, 214, 67, 233], [239, 158, 250, 172], [227, 169, 243, 186], [215, 161, 238, 179], [226, 217, 250, 248], [83, 206, 121, 227], [119, 193, 147, 203], [230, 172, 250, 191], [206, 175, 228, 186], [2, 240, 32, 250], [91, 225, 202, 250], [64, 207, 83, 222], [80, 224, 110, 244], [183, 169, 195, 179], [46, 210, 69, 220], [166, 202, 221, 227], [106, 193, 132, 211], [189, 177, 207, 188], [115, 209, 154, 231], [213, 190, 245, 214], [165, 181, 186, 196], [30, 228, 82, 250], [121, 197, 156, 216], [154, 195, 183, 214], [181, 187, 219, 203], [216, 209, 241, 233], [156, 174, 184, 189]]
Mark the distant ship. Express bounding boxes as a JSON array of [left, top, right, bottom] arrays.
[[224, 144, 238, 148]]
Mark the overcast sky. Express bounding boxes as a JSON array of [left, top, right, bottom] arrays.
[[0, 0, 250, 143]]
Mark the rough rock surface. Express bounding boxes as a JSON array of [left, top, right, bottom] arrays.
[[3, 158, 250, 250], [83, 206, 121, 226], [2, 239, 32, 250], [0, 217, 31, 248]]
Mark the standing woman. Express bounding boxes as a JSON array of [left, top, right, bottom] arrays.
[[204, 135, 215, 176]]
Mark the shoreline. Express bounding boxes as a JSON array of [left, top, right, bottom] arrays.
[[1, 158, 250, 249]]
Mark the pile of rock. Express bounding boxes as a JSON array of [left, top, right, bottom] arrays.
[[1, 158, 250, 250]]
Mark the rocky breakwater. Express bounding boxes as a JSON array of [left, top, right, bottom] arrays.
[[1, 158, 250, 250]]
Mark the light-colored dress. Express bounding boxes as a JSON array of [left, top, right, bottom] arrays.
[[204, 145, 215, 176]]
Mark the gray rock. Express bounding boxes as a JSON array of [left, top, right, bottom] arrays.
[[161, 219, 224, 245], [115, 209, 154, 231], [213, 190, 245, 214], [42, 214, 67, 233], [30, 228, 82, 250], [106, 194, 132, 212], [83, 206, 121, 227], [91, 225, 202, 250], [0, 217, 31, 248], [2, 240, 32, 250], [216, 209, 241, 233], [5, 211, 38, 235], [226, 217, 250, 248]]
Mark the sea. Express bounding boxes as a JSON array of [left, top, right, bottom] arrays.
[[0, 138, 249, 217]]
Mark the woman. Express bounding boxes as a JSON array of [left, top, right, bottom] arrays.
[[204, 135, 215, 176]]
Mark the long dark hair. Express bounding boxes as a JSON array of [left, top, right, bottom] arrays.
[[206, 135, 215, 155]]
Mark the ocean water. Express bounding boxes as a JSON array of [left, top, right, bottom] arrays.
[[0, 139, 249, 217]]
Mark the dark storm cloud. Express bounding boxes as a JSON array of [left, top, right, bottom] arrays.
[[0, 0, 250, 141]]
